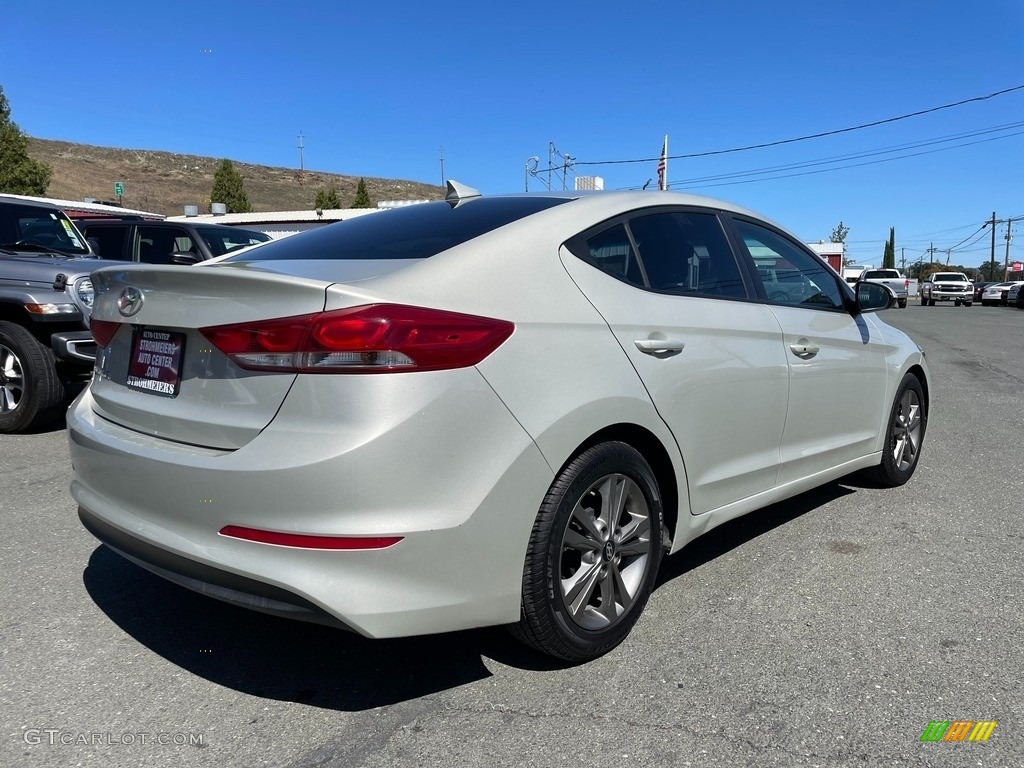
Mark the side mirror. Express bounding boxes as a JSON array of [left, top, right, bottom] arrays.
[[855, 281, 894, 312], [87, 237, 102, 257], [170, 251, 201, 266]]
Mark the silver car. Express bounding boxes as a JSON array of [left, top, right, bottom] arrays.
[[68, 185, 929, 661]]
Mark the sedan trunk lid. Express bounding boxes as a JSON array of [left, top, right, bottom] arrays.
[[88, 265, 335, 449]]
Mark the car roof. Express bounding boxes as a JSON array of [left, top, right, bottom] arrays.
[[0, 194, 62, 211]]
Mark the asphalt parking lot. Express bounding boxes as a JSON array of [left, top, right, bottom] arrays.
[[2, 301, 1022, 768]]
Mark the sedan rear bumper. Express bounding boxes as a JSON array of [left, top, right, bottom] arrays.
[[67, 370, 554, 639]]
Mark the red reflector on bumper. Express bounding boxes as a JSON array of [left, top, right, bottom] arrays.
[[219, 525, 402, 550]]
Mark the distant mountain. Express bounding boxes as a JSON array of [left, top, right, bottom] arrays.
[[26, 138, 444, 216]]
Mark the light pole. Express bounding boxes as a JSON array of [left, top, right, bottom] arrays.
[[525, 156, 539, 192]]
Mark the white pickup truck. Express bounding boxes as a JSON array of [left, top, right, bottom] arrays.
[[858, 269, 909, 308], [919, 271, 973, 307]]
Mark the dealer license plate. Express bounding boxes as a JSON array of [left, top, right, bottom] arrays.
[[126, 328, 186, 397]]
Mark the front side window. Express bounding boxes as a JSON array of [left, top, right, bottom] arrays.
[[736, 220, 845, 310]]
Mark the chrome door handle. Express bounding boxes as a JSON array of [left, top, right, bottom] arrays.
[[634, 339, 686, 354], [789, 341, 819, 358]]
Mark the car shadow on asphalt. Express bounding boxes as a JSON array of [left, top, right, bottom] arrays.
[[81, 480, 857, 708], [82, 545, 566, 712], [655, 480, 856, 586]]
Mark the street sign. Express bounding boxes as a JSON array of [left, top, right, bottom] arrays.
[[114, 182, 124, 197], [1013, 262, 1022, 272]]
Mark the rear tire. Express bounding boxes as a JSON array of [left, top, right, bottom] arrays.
[[898, 299, 907, 308], [964, 302, 972, 307], [868, 373, 926, 488], [0, 321, 66, 434], [954, 300, 961, 307], [510, 441, 665, 662]]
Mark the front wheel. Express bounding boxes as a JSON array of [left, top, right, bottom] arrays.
[[510, 441, 665, 662], [868, 373, 926, 487], [964, 302, 973, 307], [0, 322, 66, 433]]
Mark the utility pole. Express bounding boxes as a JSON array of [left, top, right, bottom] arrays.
[[439, 146, 445, 188], [900, 247, 905, 272], [1005, 217, 1016, 280], [990, 211, 997, 280], [297, 132, 305, 185]]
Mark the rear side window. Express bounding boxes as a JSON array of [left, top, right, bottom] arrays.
[[232, 198, 571, 262], [136, 225, 196, 265], [628, 212, 746, 298], [569, 209, 747, 299], [83, 225, 130, 260]]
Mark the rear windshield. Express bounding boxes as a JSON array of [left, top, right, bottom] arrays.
[[229, 198, 572, 262], [195, 226, 270, 257]]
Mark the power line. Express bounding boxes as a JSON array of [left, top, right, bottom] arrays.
[[577, 83, 1024, 167], [674, 129, 1024, 189], [668, 121, 1024, 186]]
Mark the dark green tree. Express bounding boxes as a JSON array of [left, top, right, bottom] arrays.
[[882, 227, 895, 269], [210, 159, 252, 213], [314, 186, 341, 209], [978, 260, 1002, 281], [351, 178, 372, 209], [0, 85, 52, 195]]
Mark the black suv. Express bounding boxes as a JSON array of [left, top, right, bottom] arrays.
[[77, 219, 270, 265]]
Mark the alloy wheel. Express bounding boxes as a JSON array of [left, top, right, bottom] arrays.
[[892, 388, 922, 472], [0, 344, 25, 413], [559, 473, 653, 631]]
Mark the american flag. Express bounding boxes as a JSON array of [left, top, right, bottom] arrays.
[[657, 135, 668, 191]]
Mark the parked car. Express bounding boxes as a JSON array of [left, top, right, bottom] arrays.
[[858, 269, 908, 308], [76, 219, 270, 265], [0, 195, 125, 432], [1016, 284, 1024, 309], [972, 280, 998, 302], [1008, 282, 1023, 306], [919, 271, 972, 306], [981, 281, 1024, 306], [68, 184, 929, 662]]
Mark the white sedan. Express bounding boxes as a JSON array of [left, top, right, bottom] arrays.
[[68, 184, 929, 661], [981, 281, 1024, 306]]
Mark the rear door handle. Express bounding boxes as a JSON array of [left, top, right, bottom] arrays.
[[789, 340, 819, 358], [634, 339, 686, 354]]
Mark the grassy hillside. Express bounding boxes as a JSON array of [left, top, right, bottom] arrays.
[[26, 138, 444, 216]]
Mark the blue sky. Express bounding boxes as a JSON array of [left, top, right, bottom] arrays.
[[4, 0, 1023, 267]]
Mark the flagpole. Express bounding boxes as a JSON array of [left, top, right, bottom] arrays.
[[663, 134, 668, 190], [657, 135, 669, 191]]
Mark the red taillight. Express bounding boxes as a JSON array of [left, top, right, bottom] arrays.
[[91, 318, 120, 348], [219, 525, 402, 550], [200, 304, 514, 373]]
